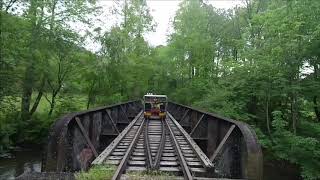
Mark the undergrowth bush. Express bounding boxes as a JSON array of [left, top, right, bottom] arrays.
[[75, 165, 116, 180], [0, 97, 20, 153], [125, 170, 174, 180], [265, 111, 320, 180]]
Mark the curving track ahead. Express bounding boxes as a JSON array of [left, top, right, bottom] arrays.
[[92, 111, 214, 179]]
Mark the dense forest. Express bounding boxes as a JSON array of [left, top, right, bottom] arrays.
[[1, 0, 320, 179]]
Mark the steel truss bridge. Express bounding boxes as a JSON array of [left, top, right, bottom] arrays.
[[18, 101, 262, 180]]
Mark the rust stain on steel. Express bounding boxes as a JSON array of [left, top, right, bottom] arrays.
[[75, 117, 98, 157], [79, 148, 94, 171]]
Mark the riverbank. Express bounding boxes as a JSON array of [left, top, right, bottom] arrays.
[[264, 158, 301, 180], [0, 146, 42, 180]]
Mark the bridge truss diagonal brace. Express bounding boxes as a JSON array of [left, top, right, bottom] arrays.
[[106, 110, 120, 134], [179, 109, 190, 123], [174, 106, 181, 115], [75, 117, 99, 157], [190, 114, 205, 136], [92, 111, 143, 165], [210, 125, 236, 162], [168, 113, 213, 168], [120, 105, 130, 123]]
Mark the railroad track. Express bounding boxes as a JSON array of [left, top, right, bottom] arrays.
[[92, 111, 214, 180]]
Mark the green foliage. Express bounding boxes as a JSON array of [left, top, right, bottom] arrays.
[[0, 12, 28, 102], [0, 97, 19, 152], [269, 111, 320, 180], [271, 111, 288, 131], [1, 0, 320, 179], [159, 0, 320, 178], [298, 121, 320, 139], [75, 165, 116, 180], [0, 0, 98, 151], [253, 127, 272, 148], [55, 95, 87, 115], [126, 170, 174, 180]]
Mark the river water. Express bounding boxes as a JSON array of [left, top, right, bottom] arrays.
[[0, 148, 41, 180], [0, 148, 301, 180]]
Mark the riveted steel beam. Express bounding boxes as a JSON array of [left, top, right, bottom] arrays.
[[210, 125, 235, 162], [75, 117, 98, 157], [190, 114, 205, 136]]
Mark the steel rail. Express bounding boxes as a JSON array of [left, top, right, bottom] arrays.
[[112, 116, 146, 180], [144, 119, 153, 170], [92, 111, 143, 165], [152, 119, 166, 170], [168, 112, 214, 169], [165, 117, 193, 180]]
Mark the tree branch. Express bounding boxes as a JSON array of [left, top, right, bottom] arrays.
[[5, 0, 17, 13], [43, 93, 52, 105], [29, 77, 46, 115]]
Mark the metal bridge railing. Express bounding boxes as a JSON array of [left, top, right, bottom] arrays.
[[167, 101, 263, 180], [42, 100, 142, 172]]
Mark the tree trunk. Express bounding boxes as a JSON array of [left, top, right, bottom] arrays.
[[266, 95, 271, 135], [86, 81, 96, 110], [48, 94, 56, 116], [313, 63, 320, 122], [4, 0, 18, 13], [291, 95, 298, 134], [29, 77, 45, 115], [48, 103, 54, 116], [29, 89, 43, 115], [313, 96, 320, 122], [20, 0, 43, 121], [21, 76, 33, 121], [87, 90, 93, 110]]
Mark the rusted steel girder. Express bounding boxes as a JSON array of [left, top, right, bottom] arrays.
[[42, 100, 142, 172], [42, 100, 262, 180], [75, 117, 98, 157], [167, 102, 263, 180]]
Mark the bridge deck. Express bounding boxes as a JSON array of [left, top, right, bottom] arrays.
[[92, 112, 214, 180]]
